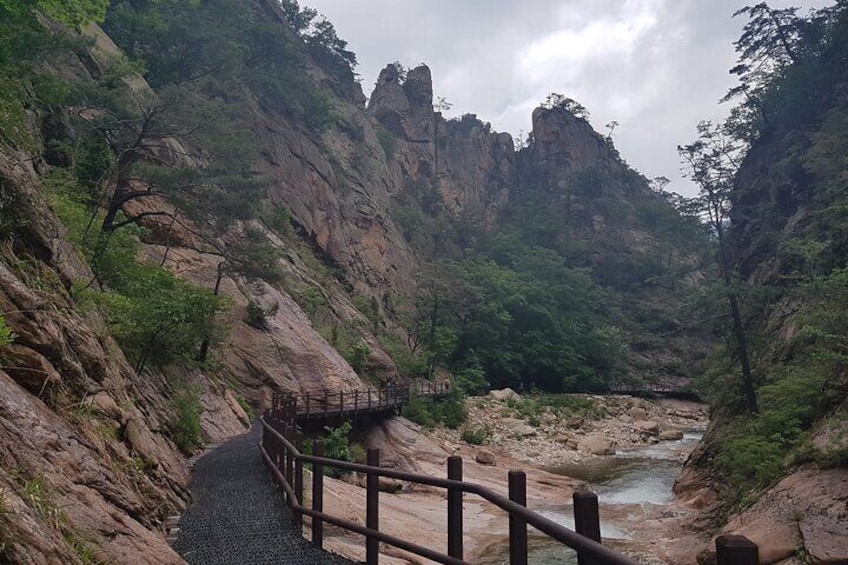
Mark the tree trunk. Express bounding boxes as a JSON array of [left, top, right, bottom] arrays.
[[197, 261, 225, 363], [716, 222, 758, 413]]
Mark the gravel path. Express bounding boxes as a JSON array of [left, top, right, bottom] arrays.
[[173, 424, 354, 565]]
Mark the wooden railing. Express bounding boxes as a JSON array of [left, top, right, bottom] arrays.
[[607, 382, 701, 401], [259, 384, 760, 565], [271, 381, 450, 425]]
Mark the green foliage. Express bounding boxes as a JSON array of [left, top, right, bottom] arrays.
[[22, 478, 62, 529], [0, 314, 15, 346], [92, 254, 227, 373], [710, 267, 848, 496], [460, 425, 490, 445], [402, 388, 466, 429], [542, 93, 589, 119], [168, 387, 203, 455], [235, 395, 255, 421], [417, 251, 624, 393], [504, 394, 601, 423], [343, 342, 371, 375], [377, 333, 428, 378], [49, 189, 228, 373], [258, 202, 294, 238], [452, 361, 487, 395], [2, 0, 110, 28], [102, 0, 342, 130], [0, 0, 88, 150], [375, 128, 396, 160], [245, 301, 270, 330], [714, 425, 785, 495], [63, 529, 104, 565], [322, 421, 361, 478]]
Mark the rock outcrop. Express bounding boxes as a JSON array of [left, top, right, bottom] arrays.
[[699, 469, 848, 565]]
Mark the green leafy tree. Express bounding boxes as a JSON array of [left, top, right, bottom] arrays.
[[542, 93, 589, 119], [679, 120, 757, 413]]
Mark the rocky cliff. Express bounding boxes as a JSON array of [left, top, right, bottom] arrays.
[[674, 6, 848, 562]]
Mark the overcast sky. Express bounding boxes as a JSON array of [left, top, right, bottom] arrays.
[[306, 0, 833, 196]]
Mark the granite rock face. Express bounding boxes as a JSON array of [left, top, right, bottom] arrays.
[[698, 469, 848, 565]]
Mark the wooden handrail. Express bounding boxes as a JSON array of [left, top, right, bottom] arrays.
[[260, 412, 639, 565], [260, 381, 758, 564], [276, 382, 449, 423]]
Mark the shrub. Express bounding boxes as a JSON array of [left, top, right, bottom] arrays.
[[322, 421, 363, 478], [460, 426, 490, 445], [343, 342, 371, 374], [0, 314, 15, 346], [401, 395, 436, 428], [245, 300, 268, 331], [376, 128, 396, 160], [402, 388, 466, 429], [168, 388, 203, 455]]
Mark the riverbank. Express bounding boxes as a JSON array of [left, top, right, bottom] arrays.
[[315, 391, 711, 564], [430, 390, 708, 468]]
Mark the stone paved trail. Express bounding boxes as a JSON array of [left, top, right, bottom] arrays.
[[173, 424, 354, 565]]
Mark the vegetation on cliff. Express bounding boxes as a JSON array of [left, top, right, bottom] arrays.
[[685, 1, 848, 499]]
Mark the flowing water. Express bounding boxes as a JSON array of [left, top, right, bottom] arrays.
[[476, 432, 703, 564]]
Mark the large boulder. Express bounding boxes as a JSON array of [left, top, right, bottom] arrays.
[[659, 429, 684, 441], [554, 434, 579, 450], [502, 417, 537, 437], [578, 435, 616, 456], [475, 449, 496, 465], [634, 420, 660, 435], [488, 388, 519, 401]]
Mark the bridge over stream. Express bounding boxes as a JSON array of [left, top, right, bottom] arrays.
[[174, 382, 759, 565]]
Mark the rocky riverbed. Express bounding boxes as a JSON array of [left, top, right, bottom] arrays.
[[430, 390, 708, 468], [317, 391, 712, 564]]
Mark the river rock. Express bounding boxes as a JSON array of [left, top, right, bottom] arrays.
[[475, 449, 496, 465], [659, 429, 684, 441], [502, 418, 537, 437], [629, 407, 649, 420], [578, 435, 616, 456], [488, 388, 519, 401], [634, 420, 660, 435], [564, 417, 585, 429], [554, 434, 579, 450]]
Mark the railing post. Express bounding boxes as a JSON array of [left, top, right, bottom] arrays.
[[508, 470, 528, 565], [354, 390, 359, 414], [285, 426, 294, 502], [366, 448, 380, 565], [305, 392, 310, 416], [339, 391, 344, 413], [447, 456, 463, 560], [368, 388, 373, 409], [574, 490, 602, 565], [294, 431, 304, 524], [276, 425, 285, 479], [716, 535, 759, 565], [312, 440, 324, 549]]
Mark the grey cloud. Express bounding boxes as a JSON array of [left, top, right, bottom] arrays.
[[307, 0, 835, 196]]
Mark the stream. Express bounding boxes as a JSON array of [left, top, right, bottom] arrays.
[[477, 432, 703, 564]]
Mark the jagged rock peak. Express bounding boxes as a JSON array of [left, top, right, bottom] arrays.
[[529, 105, 614, 174], [368, 63, 433, 141], [403, 64, 433, 110]]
